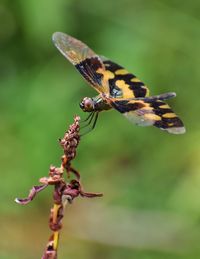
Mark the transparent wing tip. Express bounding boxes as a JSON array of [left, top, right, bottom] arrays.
[[52, 32, 66, 45], [157, 92, 176, 101], [166, 126, 186, 134], [52, 32, 77, 62]]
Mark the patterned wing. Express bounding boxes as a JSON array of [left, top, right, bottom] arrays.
[[111, 98, 185, 134], [52, 32, 150, 99], [99, 57, 150, 99], [52, 32, 109, 94]]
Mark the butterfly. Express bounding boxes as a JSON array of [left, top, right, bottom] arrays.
[[52, 32, 185, 134]]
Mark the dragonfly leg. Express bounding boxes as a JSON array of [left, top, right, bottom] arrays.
[[80, 112, 96, 129], [80, 112, 99, 136], [80, 112, 94, 123]]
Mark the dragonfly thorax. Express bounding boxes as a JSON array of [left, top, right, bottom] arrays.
[[80, 96, 112, 112]]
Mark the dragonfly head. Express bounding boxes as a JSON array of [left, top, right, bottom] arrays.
[[79, 97, 95, 112]]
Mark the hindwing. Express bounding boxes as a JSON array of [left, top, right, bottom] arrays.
[[111, 98, 185, 134]]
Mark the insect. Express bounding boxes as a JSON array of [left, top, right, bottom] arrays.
[[52, 32, 185, 134]]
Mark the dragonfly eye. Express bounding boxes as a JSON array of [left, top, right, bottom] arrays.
[[80, 97, 94, 112], [79, 101, 84, 110]]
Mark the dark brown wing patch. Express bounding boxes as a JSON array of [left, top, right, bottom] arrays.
[[52, 32, 109, 94], [101, 59, 150, 99], [75, 57, 103, 87]]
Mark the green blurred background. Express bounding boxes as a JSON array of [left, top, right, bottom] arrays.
[[1, 0, 200, 258]]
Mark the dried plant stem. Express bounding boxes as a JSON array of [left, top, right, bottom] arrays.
[[15, 116, 103, 259], [42, 199, 68, 259]]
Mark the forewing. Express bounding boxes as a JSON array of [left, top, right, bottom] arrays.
[[99, 57, 150, 99], [111, 98, 185, 134], [52, 33, 150, 98], [52, 32, 109, 94]]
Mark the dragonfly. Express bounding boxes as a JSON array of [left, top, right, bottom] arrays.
[[52, 32, 185, 134]]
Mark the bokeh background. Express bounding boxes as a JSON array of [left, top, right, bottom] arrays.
[[1, 0, 200, 258]]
